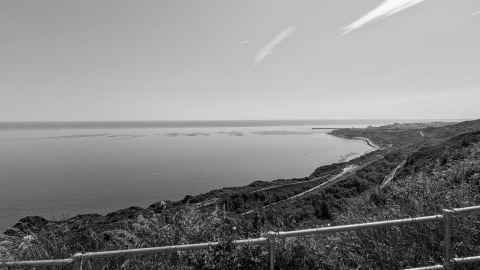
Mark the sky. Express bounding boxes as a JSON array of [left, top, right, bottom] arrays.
[[0, 0, 479, 121]]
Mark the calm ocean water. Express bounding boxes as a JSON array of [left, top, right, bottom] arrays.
[[0, 120, 393, 230]]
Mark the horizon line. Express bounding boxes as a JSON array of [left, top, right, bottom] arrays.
[[0, 118, 469, 123]]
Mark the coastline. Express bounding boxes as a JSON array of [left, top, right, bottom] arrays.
[[351, 136, 381, 150], [3, 128, 382, 233], [2, 119, 478, 268], [337, 136, 381, 162]]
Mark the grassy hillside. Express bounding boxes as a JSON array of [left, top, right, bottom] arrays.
[[2, 119, 480, 269]]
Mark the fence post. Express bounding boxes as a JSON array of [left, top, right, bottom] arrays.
[[442, 209, 454, 270], [72, 253, 84, 270], [267, 231, 278, 270]]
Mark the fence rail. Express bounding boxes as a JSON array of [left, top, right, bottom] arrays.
[[2, 205, 480, 270]]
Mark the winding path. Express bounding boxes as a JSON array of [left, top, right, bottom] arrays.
[[380, 160, 406, 189], [242, 155, 385, 215]]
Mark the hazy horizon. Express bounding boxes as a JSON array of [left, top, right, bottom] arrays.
[[0, 117, 470, 123], [1, 1, 479, 121], [0, 118, 466, 131]]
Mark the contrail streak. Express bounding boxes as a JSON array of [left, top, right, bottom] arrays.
[[342, 0, 427, 35], [254, 26, 296, 65]]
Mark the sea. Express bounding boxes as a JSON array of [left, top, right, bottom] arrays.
[[0, 120, 397, 230]]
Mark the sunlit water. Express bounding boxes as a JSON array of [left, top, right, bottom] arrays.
[[0, 121, 387, 230]]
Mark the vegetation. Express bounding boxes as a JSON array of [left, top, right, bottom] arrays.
[[2, 120, 480, 269]]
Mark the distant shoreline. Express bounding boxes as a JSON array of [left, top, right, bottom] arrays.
[[335, 135, 381, 163], [352, 136, 381, 150], [312, 127, 354, 130], [0, 119, 449, 130]]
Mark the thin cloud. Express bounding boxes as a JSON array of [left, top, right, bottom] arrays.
[[473, 10, 480, 16], [254, 26, 296, 65], [342, 0, 427, 35]]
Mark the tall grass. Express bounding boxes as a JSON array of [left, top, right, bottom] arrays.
[[3, 144, 480, 269]]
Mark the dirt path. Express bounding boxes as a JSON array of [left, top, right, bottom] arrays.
[[242, 155, 384, 215], [252, 174, 333, 194], [380, 160, 406, 189], [288, 165, 357, 200]]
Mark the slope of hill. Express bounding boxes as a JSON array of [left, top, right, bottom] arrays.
[[2, 119, 480, 269], [423, 119, 480, 139]]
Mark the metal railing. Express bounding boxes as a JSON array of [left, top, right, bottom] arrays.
[[2, 205, 480, 270]]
